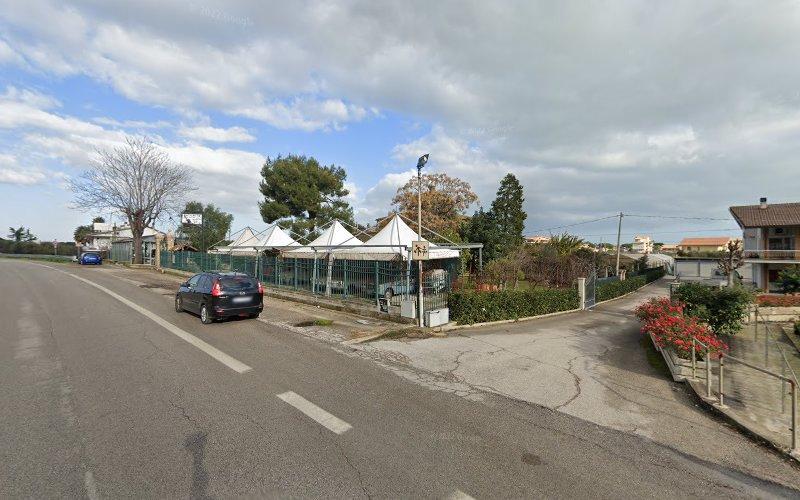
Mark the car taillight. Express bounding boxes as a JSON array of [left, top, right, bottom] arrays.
[[257, 281, 264, 294], [211, 281, 222, 296]]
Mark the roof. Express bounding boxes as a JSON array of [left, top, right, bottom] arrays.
[[212, 225, 298, 254], [729, 202, 800, 228], [678, 237, 732, 247], [332, 214, 460, 261], [284, 220, 362, 258]]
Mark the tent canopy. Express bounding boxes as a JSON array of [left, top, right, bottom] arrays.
[[213, 225, 297, 254], [332, 214, 460, 261], [283, 220, 362, 259]]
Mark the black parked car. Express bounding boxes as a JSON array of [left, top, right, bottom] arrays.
[[175, 272, 263, 324]]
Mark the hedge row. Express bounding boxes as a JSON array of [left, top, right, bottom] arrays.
[[596, 267, 666, 302], [449, 287, 579, 325]]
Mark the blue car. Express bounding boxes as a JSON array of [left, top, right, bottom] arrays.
[[79, 252, 102, 265]]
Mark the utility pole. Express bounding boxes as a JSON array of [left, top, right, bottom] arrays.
[[615, 212, 623, 276], [416, 154, 429, 328]]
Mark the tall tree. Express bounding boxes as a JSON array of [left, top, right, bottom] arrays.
[[392, 172, 478, 239], [490, 173, 526, 255], [259, 155, 355, 240], [73, 224, 93, 244], [92, 216, 106, 223], [70, 136, 195, 264], [180, 201, 233, 252], [7, 226, 36, 243], [460, 207, 502, 267]]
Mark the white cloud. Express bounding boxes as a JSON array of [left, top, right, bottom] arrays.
[[0, 153, 46, 185], [178, 125, 255, 143]]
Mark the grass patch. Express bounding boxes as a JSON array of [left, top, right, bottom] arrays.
[[378, 327, 430, 340], [294, 319, 334, 327], [640, 336, 670, 378]]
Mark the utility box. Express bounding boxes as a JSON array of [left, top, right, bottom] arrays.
[[424, 308, 449, 327], [400, 299, 416, 319]]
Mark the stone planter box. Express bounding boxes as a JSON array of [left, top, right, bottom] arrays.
[[750, 306, 800, 323], [648, 332, 707, 382]]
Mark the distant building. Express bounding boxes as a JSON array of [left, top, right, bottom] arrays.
[[86, 224, 164, 250], [525, 235, 551, 245], [660, 244, 678, 253], [632, 235, 653, 254], [730, 197, 800, 292], [677, 237, 735, 253]]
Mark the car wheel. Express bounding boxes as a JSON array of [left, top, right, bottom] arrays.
[[384, 288, 394, 301], [200, 304, 213, 324], [175, 295, 183, 312]]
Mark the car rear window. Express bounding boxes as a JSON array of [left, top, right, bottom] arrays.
[[219, 276, 257, 291], [84, 253, 99, 258]]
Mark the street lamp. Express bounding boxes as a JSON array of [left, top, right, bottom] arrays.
[[416, 153, 429, 327]]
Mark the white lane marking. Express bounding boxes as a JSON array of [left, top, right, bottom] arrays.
[[276, 391, 352, 434], [84, 470, 100, 500], [446, 490, 475, 500], [35, 264, 251, 374]]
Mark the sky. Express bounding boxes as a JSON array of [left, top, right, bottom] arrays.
[[1, 1, 799, 244]]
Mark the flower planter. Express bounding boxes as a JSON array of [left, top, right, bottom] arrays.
[[650, 332, 708, 381]]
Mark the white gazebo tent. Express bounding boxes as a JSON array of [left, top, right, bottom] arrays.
[[210, 226, 260, 254], [283, 220, 362, 259], [333, 214, 459, 261], [254, 224, 299, 251]]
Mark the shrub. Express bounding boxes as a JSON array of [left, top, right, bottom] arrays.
[[672, 282, 752, 336], [449, 287, 579, 324], [635, 297, 728, 358], [596, 267, 666, 302], [778, 266, 800, 294], [756, 294, 800, 307]]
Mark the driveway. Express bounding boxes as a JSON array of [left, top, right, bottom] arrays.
[[356, 279, 800, 487]]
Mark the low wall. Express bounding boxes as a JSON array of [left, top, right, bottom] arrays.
[[751, 307, 800, 323]]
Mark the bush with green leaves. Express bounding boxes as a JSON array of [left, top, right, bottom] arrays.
[[671, 282, 752, 336], [596, 267, 666, 302], [778, 266, 800, 294], [449, 287, 579, 324]]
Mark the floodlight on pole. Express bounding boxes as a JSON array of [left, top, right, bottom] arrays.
[[416, 153, 428, 327]]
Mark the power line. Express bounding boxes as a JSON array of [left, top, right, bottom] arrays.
[[623, 213, 734, 222], [571, 227, 740, 238], [528, 214, 619, 234]]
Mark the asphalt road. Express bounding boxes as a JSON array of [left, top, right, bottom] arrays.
[[1, 259, 799, 499]]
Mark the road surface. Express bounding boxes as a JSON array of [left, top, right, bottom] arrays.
[[1, 259, 798, 498]]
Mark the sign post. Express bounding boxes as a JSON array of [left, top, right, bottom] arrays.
[[412, 240, 429, 326]]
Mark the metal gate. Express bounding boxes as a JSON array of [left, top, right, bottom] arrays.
[[585, 268, 597, 309]]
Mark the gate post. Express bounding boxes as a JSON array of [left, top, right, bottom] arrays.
[[577, 278, 587, 310]]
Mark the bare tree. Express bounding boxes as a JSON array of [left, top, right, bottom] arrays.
[[718, 240, 744, 286], [71, 137, 196, 264]]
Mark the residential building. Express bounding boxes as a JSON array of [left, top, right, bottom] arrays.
[[676, 236, 735, 253], [632, 235, 653, 253], [660, 244, 678, 253], [730, 197, 800, 292], [525, 235, 551, 245], [86, 224, 164, 250]]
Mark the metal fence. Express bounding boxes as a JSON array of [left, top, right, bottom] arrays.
[[159, 250, 457, 312]]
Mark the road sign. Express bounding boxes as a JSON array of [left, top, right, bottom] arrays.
[[181, 213, 203, 225], [411, 240, 429, 261]]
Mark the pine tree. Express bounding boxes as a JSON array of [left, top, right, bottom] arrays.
[[489, 173, 526, 256]]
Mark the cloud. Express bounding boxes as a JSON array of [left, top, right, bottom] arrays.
[[178, 125, 255, 143], [3, 1, 800, 238], [0, 153, 46, 185]]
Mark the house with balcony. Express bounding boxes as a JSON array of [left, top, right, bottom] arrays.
[[632, 235, 653, 253], [730, 197, 800, 292]]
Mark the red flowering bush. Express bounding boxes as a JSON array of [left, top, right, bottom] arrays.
[[756, 294, 800, 307], [635, 297, 728, 359]]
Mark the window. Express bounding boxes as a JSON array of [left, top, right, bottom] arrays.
[[219, 276, 257, 291], [188, 275, 201, 287], [768, 237, 793, 250]]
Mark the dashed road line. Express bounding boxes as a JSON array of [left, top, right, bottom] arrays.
[[277, 391, 352, 434], [84, 470, 100, 500], [446, 490, 476, 500], [33, 264, 252, 374]]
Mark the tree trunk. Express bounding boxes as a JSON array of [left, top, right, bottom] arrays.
[[132, 232, 143, 264]]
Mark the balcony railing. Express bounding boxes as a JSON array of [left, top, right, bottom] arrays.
[[744, 249, 800, 261]]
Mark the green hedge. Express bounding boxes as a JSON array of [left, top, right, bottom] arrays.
[[450, 287, 579, 325], [597, 267, 666, 302]]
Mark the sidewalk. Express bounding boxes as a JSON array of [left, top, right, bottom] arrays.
[[713, 322, 800, 451], [353, 279, 800, 489]]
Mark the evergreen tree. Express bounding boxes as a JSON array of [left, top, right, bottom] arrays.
[[460, 207, 502, 268], [180, 202, 234, 252], [489, 173, 526, 256]]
